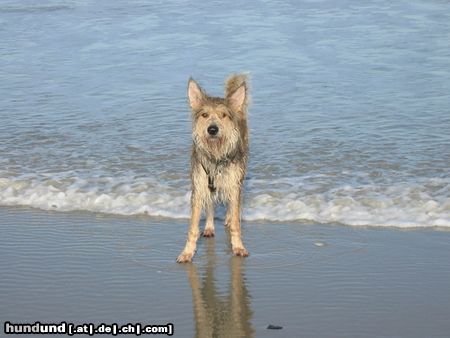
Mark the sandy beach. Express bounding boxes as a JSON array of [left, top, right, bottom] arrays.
[[1, 206, 449, 337]]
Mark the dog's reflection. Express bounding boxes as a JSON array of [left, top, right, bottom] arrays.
[[185, 239, 254, 338]]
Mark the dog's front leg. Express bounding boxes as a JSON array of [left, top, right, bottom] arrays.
[[228, 188, 249, 257], [177, 192, 202, 263]]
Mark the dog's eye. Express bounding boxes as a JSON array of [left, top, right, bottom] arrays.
[[201, 112, 209, 118], [222, 113, 227, 119]]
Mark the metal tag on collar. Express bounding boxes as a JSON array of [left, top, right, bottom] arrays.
[[217, 158, 228, 167], [208, 176, 216, 192]]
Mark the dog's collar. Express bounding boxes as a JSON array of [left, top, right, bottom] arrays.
[[200, 152, 237, 193], [216, 157, 231, 167]]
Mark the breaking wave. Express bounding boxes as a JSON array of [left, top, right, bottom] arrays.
[[0, 174, 449, 228]]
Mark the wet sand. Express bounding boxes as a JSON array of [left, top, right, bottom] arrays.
[[1, 206, 450, 337]]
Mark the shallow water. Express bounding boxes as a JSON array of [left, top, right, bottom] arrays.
[[1, 0, 450, 227]]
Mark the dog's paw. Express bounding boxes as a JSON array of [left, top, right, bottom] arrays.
[[176, 252, 194, 263], [224, 217, 231, 227], [232, 247, 249, 257], [202, 229, 215, 237]]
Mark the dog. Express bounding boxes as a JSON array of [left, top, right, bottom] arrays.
[[177, 74, 250, 263]]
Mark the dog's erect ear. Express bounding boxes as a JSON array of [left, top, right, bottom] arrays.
[[188, 78, 204, 111], [227, 84, 246, 114]]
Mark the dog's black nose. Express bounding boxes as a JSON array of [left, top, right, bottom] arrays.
[[207, 125, 219, 136]]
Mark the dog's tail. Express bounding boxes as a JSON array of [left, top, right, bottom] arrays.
[[225, 74, 250, 114]]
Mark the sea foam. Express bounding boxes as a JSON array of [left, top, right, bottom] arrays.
[[1, 174, 449, 228]]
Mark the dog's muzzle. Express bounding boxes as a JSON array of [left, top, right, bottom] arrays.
[[207, 124, 219, 136]]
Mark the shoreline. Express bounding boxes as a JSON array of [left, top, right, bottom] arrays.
[[1, 206, 450, 337]]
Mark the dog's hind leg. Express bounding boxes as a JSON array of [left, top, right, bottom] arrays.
[[177, 193, 202, 263], [202, 202, 215, 237], [224, 208, 232, 227], [228, 189, 249, 257]]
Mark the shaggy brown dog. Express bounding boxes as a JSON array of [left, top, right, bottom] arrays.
[[177, 74, 250, 263]]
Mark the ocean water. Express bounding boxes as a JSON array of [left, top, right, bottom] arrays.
[[1, 0, 449, 228]]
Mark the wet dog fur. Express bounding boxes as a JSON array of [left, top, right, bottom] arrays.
[[177, 74, 250, 263]]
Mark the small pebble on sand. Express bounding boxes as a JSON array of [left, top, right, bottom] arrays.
[[267, 324, 283, 330]]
